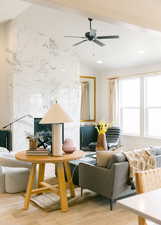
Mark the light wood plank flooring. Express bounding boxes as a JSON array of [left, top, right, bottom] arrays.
[[0, 192, 137, 225]]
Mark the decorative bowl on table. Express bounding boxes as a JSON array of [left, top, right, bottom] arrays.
[[62, 138, 76, 154]]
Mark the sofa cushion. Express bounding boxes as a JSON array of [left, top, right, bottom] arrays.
[[107, 152, 127, 169], [96, 151, 126, 169], [96, 151, 113, 167]]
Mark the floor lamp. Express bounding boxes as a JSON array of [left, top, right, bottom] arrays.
[[2, 114, 33, 151], [40, 103, 73, 156]]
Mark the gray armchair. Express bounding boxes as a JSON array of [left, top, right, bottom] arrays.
[[79, 154, 161, 210], [0, 148, 31, 193], [79, 161, 134, 210]]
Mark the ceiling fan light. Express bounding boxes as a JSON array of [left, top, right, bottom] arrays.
[[138, 50, 145, 54]]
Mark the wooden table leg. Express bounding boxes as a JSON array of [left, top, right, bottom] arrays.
[[64, 162, 75, 198], [57, 162, 68, 212], [38, 163, 45, 187], [24, 163, 36, 210]]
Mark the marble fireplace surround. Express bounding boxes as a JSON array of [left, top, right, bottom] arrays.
[[6, 5, 81, 151]]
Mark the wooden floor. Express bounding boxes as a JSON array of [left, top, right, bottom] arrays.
[[0, 192, 137, 225]]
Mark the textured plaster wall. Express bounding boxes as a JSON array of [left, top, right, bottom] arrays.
[[7, 5, 81, 151], [0, 23, 11, 128]]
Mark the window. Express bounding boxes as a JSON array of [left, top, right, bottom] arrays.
[[119, 78, 140, 135], [145, 76, 161, 138], [119, 75, 161, 138]]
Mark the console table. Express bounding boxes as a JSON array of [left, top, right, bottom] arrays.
[[16, 150, 85, 212]]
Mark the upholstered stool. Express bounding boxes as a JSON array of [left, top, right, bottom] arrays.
[[0, 148, 32, 193]]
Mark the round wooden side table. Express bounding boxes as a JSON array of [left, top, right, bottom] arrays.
[[16, 150, 85, 212]]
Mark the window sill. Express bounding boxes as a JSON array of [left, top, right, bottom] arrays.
[[121, 133, 140, 137], [121, 134, 161, 140]]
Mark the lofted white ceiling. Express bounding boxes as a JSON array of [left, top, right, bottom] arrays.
[[29, 6, 161, 73], [69, 20, 161, 72], [0, 0, 31, 23], [1, 1, 161, 73], [28, 0, 161, 33]]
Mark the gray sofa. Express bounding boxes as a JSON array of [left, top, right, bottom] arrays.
[[79, 152, 161, 210]]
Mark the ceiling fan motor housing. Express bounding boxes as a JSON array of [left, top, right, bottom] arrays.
[[85, 31, 96, 41]]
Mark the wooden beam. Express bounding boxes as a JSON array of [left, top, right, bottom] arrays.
[[29, 0, 161, 32]]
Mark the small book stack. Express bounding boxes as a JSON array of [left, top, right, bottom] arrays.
[[26, 148, 49, 156]]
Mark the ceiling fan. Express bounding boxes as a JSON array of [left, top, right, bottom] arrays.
[[65, 18, 119, 47]]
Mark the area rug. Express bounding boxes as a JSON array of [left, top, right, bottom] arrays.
[[31, 188, 97, 212]]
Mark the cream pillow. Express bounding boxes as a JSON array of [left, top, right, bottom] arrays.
[[96, 150, 126, 168], [96, 151, 113, 168]]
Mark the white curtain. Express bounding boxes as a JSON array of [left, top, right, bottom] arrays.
[[108, 79, 119, 124]]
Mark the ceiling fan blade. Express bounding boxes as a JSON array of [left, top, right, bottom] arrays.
[[64, 36, 85, 38], [93, 39, 105, 47], [97, 35, 119, 39], [73, 39, 87, 47]]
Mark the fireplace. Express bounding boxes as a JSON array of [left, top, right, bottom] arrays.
[[34, 118, 64, 148]]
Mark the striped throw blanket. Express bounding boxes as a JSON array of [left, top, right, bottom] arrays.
[[124, 148, 156, 189]]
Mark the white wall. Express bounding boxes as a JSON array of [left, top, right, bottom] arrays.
[[0, 23, 11, 128], [79, 63, 96, 76]]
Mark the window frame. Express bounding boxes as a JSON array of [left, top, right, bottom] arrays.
[[119, 77, 141, 136], [118, 74, 161, 138], [144, 76, 161, 138]]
